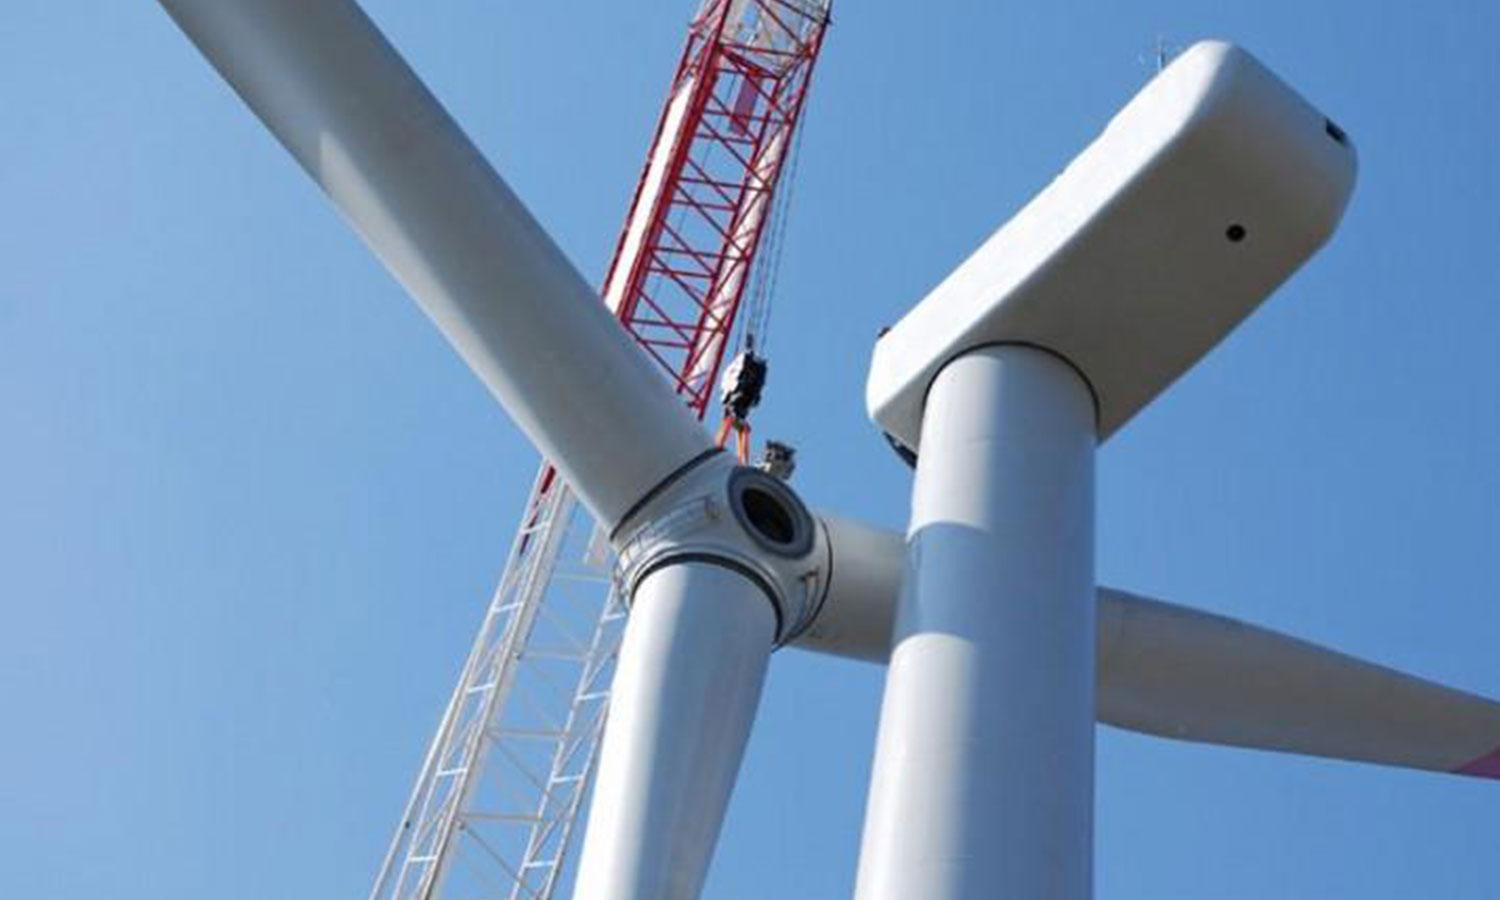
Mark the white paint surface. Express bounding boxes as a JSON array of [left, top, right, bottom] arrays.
[[573, 562, 776, 900], [795, 527, 1500, 778], [868, 41, 1357, 449], [856, 346, 1097, 900], [159, 0, 712, 529]]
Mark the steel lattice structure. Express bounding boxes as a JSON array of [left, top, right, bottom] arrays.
[[369, 2, 831, 897]]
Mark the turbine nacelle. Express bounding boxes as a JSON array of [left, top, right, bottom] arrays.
[[867, 41, 1357, 452]]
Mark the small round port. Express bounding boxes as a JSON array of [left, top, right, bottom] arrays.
[[1226, 223, 1247, 243], [1324, 118, 1348, 146]]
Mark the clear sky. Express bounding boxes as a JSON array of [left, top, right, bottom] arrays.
[[4, 1, 1500, 897]]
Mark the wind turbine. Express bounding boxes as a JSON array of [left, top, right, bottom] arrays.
[[154, 2, 1500, 898]]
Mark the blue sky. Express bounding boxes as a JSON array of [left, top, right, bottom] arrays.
[[4, 1, 1499, 897]]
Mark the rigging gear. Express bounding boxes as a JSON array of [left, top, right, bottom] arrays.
[[757, 440, 797, 480], [715, 349, 768, 463]]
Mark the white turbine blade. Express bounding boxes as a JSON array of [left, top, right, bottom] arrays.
[[795, 525, 1500, 778], [573, 562, 776, 900], [1096, 589, 1500, 779], [157, 0, 710, 529], [793, 514, 903, 663]]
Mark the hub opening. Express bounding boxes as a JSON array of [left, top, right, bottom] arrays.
[[741, 487, 796, 545], [727, 468, 814, 558]]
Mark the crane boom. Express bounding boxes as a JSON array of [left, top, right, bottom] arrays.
[[370, 2, 831, 897]]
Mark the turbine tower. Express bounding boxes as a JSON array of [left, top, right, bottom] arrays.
[[154, 2, 1500, 898]]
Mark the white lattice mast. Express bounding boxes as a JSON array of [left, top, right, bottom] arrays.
[[370, 2, 832, 897]]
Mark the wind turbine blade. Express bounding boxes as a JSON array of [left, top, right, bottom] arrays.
[[793, 514, 903, 663], [156, 0, 711, 529], [573, 562, 776, 900], [1096, 589, 1500, 779], [794, 525, 1500, 778]]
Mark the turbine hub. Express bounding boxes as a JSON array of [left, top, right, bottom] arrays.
[[611, 451, 827, 645]]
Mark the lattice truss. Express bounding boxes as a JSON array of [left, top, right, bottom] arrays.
[[606, 0, 831, 414], [370, 2, 830, 898]]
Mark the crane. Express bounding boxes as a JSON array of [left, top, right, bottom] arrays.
[[369, 2, 832, 897]]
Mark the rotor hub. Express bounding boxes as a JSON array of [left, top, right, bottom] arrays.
[[611, 452, 827, 645]]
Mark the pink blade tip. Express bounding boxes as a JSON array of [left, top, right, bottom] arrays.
[[1455, 745, 1500, 780]]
